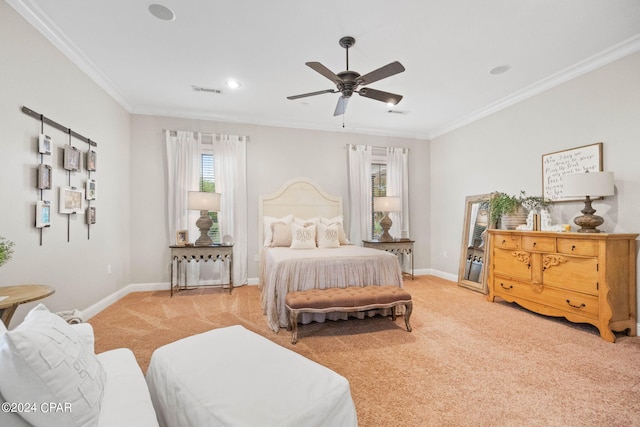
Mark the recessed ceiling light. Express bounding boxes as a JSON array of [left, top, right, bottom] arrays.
[[226, 79, 241, 89], [489, 64, 511, 75], [149, 4, 175, 21]]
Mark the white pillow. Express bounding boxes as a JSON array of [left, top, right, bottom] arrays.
[[294, 216, 319, 226], [320, 216, 350, 245], [270, 221, 292, 247], [317, 223, 340, 248], [0, 304, 106, 427], [290, 222, 317, 249], [263, 214, 294, 246]]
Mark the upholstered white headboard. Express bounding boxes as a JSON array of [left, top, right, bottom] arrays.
[[258, 177, 342, 249]]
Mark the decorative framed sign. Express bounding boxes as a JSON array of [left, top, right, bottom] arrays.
[[59, 186, 84, 214], [37, 164, 52, 189], [86, 207, 96, 224], [542, 142, 603, 202], [87, 150, 97, 172], [176, 230, 189, 246], [35, 200, 51, 228], [38, 134, 52, 155], [63, 146, 81, 171], [86, 179, 96, 200]]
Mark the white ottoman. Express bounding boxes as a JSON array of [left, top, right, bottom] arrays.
[[146, 325, 358, 427]]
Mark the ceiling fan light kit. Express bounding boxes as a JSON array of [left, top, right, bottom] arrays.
[[288, 36, 405, 116]]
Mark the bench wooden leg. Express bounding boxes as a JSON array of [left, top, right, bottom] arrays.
[[403, 301, 413, 332], [288, 308, 299, 344]]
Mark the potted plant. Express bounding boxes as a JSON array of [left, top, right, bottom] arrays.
[[0, 236, 14, 267], [489, 191, 553, 229]]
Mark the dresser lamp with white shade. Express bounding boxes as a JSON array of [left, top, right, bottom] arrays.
[[562, 171, 614, 233], [374, 196, 401, 242], [188, 191, 221, 245]]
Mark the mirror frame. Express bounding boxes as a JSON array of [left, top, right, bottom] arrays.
[[457, 193, 493, 294]]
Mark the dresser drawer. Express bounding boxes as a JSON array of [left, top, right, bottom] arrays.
[[521, 236, 555, 252], [542, 255, 598, 295], [557, 238, 598, 257], [492, 233, 520, 249], [492, 277, 598, 320]]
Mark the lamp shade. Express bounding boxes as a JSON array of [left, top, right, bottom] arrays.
[[188, 191, 221, 211], [562, 172, 614, 198], [374, 196, 401, 212]]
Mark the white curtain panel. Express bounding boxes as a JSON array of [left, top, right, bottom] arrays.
[[165, 130, 201, 285], [386, 147, 409, 239], [347, 144, 372, 243], [213, 135, 248, 286]]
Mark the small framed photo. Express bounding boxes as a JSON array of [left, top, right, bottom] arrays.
[[59, 186, 84, 214], [86, 179, 96, 200], [35, 200, 51, 228], [37, 164, 52, 189], [63, 145, 80, 171], [176, 230, 189, 246], [86, 207, 96, 224], [38, 134, 52, 155], [87, 150, 97, 172]]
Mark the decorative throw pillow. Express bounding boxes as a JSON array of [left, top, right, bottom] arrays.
[[293, 216, 319, 227], [0, 304, 106, 427], [320, 216, 350, 245], [270, 221, 292, 247], [317, 223, 340, 248], [263, 214, 294, 246], [290, 222, 317, 249]]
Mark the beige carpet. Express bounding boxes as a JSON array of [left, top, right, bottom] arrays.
[[89, 276, 640, 427]]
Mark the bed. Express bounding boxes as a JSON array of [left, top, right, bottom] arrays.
[[259, 178, 403, 332]]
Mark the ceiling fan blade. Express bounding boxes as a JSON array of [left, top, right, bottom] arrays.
[[358, 88, 403, 105], [333, 96, 350, 116], [357, 61, 405, 86], [306, 62, 342, 84], [287, 89, 336, 100]]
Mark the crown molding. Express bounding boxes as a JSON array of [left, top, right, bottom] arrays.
[[429, 34, 640, 139], [7, 0, 133, 111]]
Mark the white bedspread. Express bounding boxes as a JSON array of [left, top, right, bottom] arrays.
[[146, 325, 358, 427], [260, 246, 403, 331]]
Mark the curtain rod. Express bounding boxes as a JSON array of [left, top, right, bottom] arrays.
[[163, 129, 249, 141], [21, 106, 98, 147], [345, 144, 408, 153]]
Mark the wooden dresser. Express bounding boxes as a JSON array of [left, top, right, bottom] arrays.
[[487, 230, 638, 342]]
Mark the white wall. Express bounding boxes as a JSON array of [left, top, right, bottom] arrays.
[[129, 115, 430, 283], [0, 3, 132, 326], [430, 52, 640, 300]]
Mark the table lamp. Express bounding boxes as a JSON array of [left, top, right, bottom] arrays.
[[374, 196, 401, 242], [188, 191, 221, 245], [562, 171, 614, 233]]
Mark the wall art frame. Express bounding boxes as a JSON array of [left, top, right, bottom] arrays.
[[63, 145, 81, 171], [86, 207, 96, 224], [59, 186, 84, 214], [35, 200, 51, 228], [37, 164, 52, 190], [38, 134, 52, 155], [86, 179, 96, 200], [542, 142, 603, 202], [87, 150, 97, 172]]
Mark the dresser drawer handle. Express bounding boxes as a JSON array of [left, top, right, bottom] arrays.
[[566, 299, 586, 309], [571, 245, 576, 251], [502, 239, 506, 245], [533, 242, 537, 247], [500, 283, 513, 290]]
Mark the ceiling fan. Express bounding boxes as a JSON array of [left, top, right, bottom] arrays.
[[287, 36, 405, 116]]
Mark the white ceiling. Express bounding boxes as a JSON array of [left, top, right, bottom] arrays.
[[9, 0, 640, 139]]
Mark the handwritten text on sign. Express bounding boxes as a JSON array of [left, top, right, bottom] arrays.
[[542, 143, 602, 201]]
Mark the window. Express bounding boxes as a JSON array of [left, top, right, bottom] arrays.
[[200, 142, 220, 242], [371, 162, 387, 239]]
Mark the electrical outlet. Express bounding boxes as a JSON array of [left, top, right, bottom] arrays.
[[107, 264, 112, 274], [443, 251, 447, 258]]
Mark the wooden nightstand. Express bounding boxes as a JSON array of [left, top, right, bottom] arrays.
[[362, 239, 414, 280], [170, 244, 233, 296]]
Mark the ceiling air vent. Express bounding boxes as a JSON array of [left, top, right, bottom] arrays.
[[387, 109, 408, 115], [192, 85, 222, 94]]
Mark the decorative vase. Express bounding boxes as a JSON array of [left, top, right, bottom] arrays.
[[500, 207, 528, 230]]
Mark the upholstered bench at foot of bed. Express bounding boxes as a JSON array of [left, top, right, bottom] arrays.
[[285, 285, 413, 344]]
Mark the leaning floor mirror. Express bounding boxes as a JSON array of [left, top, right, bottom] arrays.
[[457, 193, 492, 294]]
